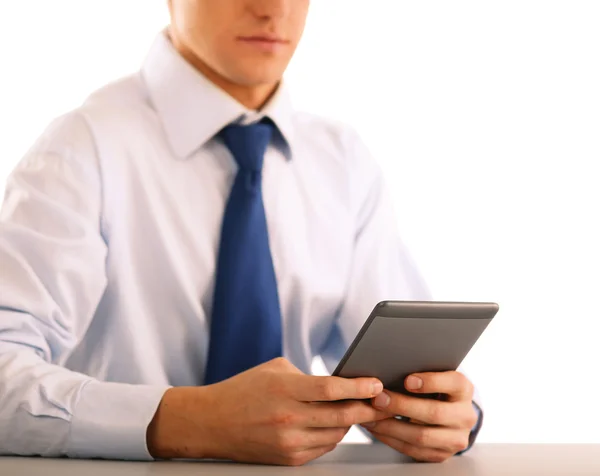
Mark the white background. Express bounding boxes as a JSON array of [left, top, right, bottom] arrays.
[[1, 1, 599, 444]]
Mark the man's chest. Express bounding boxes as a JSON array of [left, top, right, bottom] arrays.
[[99, 142, 357, 367]]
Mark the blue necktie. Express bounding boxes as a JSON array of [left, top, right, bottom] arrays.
[[204, 120, 283, 385]]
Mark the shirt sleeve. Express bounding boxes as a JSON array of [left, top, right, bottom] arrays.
[[318, 126, 483, 449], [0, 112, 168, 460]]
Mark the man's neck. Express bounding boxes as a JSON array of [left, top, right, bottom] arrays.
[[169, 31, 278, 111]]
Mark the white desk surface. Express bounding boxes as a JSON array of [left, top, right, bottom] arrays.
[[1, 443, 599, 476]]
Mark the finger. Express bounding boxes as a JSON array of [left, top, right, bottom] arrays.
[[300, 428, 349, 450], [408, 419, 428, 425], [369, 432, 453, 463], [372, 391, 472, 428], [290, 375, 383, 402], [266, 357, 303, 373], [361, 419, 470, 454], [279, 444, 338, 466], [405, 371, 474, 402], [303, 400, 391, 428]]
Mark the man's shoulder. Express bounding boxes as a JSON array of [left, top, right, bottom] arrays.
[[292, 111, 376, 169], [293, 111, 358, 143], [22, 73, 157, 168], [70, 73, 152, 130], [59, 72, 161, 153], [292, 111, 367, 158], [85, 72, 146, 107]]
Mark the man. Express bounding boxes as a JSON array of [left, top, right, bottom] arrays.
[[0, 0, 481, 466]]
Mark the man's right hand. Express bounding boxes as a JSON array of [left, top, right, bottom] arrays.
[[147, 357, 389, 465]]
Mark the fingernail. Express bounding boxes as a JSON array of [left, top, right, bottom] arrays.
[[361, 422, 376, 429], [406, 376, 423, 390], [371, 380, 384, 395], [373, 392, 390, 408]]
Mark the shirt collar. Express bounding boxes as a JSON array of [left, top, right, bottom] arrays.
[[140, 31, 294, 160]]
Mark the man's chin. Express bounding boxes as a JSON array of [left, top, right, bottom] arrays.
[[226, 60, 288, 85], [229, 72, 285, 88]]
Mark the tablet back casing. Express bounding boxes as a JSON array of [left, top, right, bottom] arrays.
[[332, 301, 498, 395]]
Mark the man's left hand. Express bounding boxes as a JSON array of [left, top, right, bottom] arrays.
[[361, 371, 478, 463]]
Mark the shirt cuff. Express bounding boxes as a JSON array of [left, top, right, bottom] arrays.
[[456, 400, 483, 456], [66, 380, 170, 460]]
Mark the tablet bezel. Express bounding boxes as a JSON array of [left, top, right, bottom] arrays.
[[331, 300, 499, 392]]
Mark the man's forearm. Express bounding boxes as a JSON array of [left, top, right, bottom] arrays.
[[146, 386, 217, 460]]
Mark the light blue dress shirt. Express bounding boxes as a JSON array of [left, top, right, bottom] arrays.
[[0, 32, 434, 460]]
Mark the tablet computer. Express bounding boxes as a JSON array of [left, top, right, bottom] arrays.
[[332, 300, 498, 397]]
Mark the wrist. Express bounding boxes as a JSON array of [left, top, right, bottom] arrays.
[[146, 386, 218, 460]]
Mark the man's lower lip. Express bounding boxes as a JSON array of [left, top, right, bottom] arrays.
[[238, 39, 286, 52]]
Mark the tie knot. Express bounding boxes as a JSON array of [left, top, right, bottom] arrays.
[[219, 120, 274, 172]]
